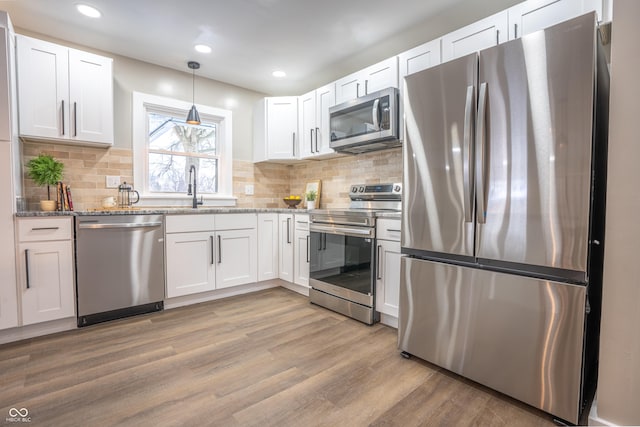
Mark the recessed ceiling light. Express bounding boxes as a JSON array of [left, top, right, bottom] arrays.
[[272, 70, 286, 78], [194, 44, 212, 54], [76, 4, 102, 18]]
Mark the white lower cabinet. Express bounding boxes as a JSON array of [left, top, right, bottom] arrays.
[[165, 214, 257, 298], [16, 217, 75, 325], [375, 219, 402, 324], [216, 228, 257, 289], [258, 213, 279, 281], [166, 232, 215, 298], [293, 215, 309, 287], [278, 214, 294, 281]]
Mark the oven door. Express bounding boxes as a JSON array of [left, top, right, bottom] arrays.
[[309, 223, 375, 307]]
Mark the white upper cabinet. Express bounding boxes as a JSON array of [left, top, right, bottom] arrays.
[[299, 83, 338, 159], [16, 35, 113, 146], [253, 96, 299, 163], [398, 39, 442, 140], [335, 57, 399, 104], [441, 10, 509, 62], [508, 0, 603, 40], [398, 39, 442, 80]]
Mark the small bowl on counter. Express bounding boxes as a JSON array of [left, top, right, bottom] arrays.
[[283, 197, 302, 209]]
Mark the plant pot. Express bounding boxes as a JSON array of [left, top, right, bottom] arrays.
[[306, 200, 316, 210], [40, 200, 57, 211]]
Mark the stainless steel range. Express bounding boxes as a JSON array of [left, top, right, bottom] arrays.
[[309, 183, 401, 324]]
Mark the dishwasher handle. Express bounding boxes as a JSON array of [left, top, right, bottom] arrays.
[[78, 222, 163, 230]]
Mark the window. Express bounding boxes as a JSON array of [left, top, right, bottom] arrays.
[[132, 92, 234, 206]]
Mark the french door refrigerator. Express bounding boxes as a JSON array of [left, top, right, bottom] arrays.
[[399, 12, 608, 425]]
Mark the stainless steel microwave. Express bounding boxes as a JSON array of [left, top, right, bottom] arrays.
[[329, 87, 400, 154]]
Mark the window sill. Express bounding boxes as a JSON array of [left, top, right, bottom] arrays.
[[137, 194, 237, 208]]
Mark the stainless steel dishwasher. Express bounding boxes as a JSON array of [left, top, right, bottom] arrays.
[[75, 214, 165, 327]]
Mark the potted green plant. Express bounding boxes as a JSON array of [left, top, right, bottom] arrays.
[[305, 189, 317, 210], [26, 154, 64, 211]]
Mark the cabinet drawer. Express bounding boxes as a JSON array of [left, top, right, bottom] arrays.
[[216, 213, 257, 230], [294, 214, 309, 231], [377, 219, 401, 242], [17, 217, 72, 242], [165, 214, 215, 233]]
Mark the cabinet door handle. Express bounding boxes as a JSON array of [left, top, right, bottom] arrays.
[[287, 218, 291, 243], [73, 102, 78, 137], [322, 233, 326, 250], [364, 79, 368, 95], [377, 245, 382, 280], [310, 128, 314, 153], [315, 127, 319, 153], [61, 100, 65, 136], [514, 23, 518, 38], [306, 235, 310, 263], [496, 29, 500, 45], [217, 235, 222, 264], [31, 227, 60, 231], [210, 235, 214, 265], [292, 132, 296, 156], [25, 249, 31, 289], [386, 229, 401, 233]]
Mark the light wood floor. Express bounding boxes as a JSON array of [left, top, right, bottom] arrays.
[[0, 285, 556, 427]]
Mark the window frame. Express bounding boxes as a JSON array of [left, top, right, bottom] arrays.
[[132, 92, 235, 206]]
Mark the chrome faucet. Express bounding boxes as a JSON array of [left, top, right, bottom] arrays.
[[187, 165, 203, 208]]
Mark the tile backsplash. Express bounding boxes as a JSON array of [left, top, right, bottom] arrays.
[[21, 141, 402, 211]]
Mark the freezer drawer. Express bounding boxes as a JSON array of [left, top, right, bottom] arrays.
[[398, 257, 586, 424]]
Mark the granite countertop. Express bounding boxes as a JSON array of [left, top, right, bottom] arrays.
[[16, 207, 310, 217]]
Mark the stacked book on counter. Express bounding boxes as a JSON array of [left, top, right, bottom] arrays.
[[56, 181, 74, 211]]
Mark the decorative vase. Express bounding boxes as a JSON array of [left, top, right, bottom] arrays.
[[40, 200, 57, 211], [307, 200, 316, 210]]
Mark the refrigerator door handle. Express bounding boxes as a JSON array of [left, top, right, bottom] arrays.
[[463, 85, 475, 223], [475, 82, 488, 224]]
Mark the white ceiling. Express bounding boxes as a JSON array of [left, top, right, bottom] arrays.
[[0, 0, 518, 95]]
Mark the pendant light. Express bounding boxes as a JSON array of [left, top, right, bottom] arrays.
[[186, 61, 201, 125]]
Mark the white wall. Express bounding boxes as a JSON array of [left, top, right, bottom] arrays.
[[591, 0, 640, 425], [15, 28, 265, 161]]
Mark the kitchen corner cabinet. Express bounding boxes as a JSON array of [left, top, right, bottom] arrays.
[[16, 217, 75, 326], [334, 57, 399, 104], [507, 0, 603, 40], [293, 215, 309, 287], [441, 10, 508, 62], [165, 214, 257, 298], [16, 35, 113, 146], [258, 213, 279, 281], [253, 97, 299, 163], [299, 84, 338, 159], [375, 219, 401, 320], [278, 213, 294, 281]]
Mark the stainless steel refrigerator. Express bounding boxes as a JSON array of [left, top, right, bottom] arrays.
[[399, 12, 608, 425]]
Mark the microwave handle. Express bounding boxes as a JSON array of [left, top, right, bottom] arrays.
[[372, 98, 380, 131]]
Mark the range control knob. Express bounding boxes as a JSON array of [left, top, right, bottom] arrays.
[[394, 185, 401, 192], [359, 186, 365, 192], [351, 186, 358, 193]]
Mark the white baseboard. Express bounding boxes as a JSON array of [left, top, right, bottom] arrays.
[[0, 317, 77, 345], [279, 281, 310, 296], [164, 280, 280, 309], [380, 313, 398, 329]]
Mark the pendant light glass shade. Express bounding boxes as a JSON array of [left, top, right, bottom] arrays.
[[186, 61, 201, 125]]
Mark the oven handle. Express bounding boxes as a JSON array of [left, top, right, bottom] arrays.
[[310, 223, 374, 238]]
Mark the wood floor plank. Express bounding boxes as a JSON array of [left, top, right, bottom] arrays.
[[0, 285, 556, 426]]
